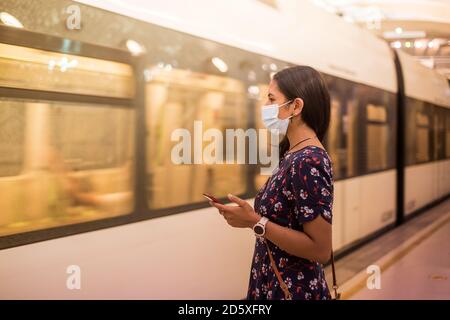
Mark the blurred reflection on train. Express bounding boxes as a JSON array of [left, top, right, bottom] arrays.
[[0, 0, 448, 299], [0, 43, 135, 235], [0, 44, 134, 235], [146, 68, 247, 208]]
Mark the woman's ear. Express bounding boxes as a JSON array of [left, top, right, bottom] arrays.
[[293, 97, 304, 116]]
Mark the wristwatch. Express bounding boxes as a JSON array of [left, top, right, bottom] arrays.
[[253, 217, 269, 237]]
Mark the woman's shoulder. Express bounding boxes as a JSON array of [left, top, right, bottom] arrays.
[[285, 146, 331, 167], [284, 145, 333, 180]]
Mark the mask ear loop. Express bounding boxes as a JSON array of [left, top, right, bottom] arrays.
[[279, 99, 296, 122], [287, 100, 297, 122]]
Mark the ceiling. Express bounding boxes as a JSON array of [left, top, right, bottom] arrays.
[[310, 0, 450, 79]]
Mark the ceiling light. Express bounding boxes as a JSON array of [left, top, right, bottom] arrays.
[[0, 12, 23, 28], [212, 57, 228, 73], [414, 41, 424, 49], [391, 41, 401, 49], [126, 39, 145, 56]]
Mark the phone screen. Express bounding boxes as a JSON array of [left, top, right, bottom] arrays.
[[203, 193, 223, 204]]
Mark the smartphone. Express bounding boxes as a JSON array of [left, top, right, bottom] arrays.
[[203, 193, 223, 204]]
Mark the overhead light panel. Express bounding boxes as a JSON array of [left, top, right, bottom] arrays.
[[383, 30, 426, 39]]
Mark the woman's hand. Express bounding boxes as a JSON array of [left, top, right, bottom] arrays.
[[209, 194, 261, 229]]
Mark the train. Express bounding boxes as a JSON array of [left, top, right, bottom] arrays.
[[0, 0, 449, 299]]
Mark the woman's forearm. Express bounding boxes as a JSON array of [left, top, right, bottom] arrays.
[[263, 221, 330, 264]]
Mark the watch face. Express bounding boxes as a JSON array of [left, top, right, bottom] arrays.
[[254, 225, 264, 235]]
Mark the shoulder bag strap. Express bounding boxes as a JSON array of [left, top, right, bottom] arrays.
[[330, 251, 341, 300], [266, 239, 341, 300], [264, 240, 293, 300]]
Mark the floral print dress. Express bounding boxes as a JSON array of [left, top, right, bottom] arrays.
[[247, 145, 334, 300]]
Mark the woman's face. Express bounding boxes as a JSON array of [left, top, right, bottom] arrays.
[[266, 79, 301, 120]]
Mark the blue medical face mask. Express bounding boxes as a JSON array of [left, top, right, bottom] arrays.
[[261, 100, 294, 135]]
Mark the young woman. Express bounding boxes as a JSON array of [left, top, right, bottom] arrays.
[[210, 65, 333, 300]]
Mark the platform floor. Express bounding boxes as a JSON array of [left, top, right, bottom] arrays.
[[325, 198, 450, 300]]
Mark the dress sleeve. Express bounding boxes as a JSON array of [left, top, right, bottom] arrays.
[[288, 154, 333, 224]]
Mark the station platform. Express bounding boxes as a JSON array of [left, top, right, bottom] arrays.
[[325, 199, 450, 300]]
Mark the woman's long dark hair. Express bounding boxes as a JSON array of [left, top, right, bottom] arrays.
[[273, 66, 331, 158]]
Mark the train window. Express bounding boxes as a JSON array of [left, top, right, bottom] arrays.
[[447, 110, 450, 158], [0, 100, 25, 177], [50, 105, 134, 170], [433, 105, 446, 160], [323, 74, 361, 179], [0, 43, 134, 98], [416, 112, 430, 163], [326, 96, 344, 179], [0, 99, 135, 237], [333, 83, 396, 175], [366, 103, 389, 171], [145, 67, 248, 209], [405, 98, 432, 165], [405, 98, 417, 165], [416, 106, 432, 163], [0, 30, 137, 238], [344, 98, 360, 177]]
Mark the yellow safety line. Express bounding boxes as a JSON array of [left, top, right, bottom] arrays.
[[340, 213, 450, 300]]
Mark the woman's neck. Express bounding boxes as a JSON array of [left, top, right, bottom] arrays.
[[286, 122, 318, 151]]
